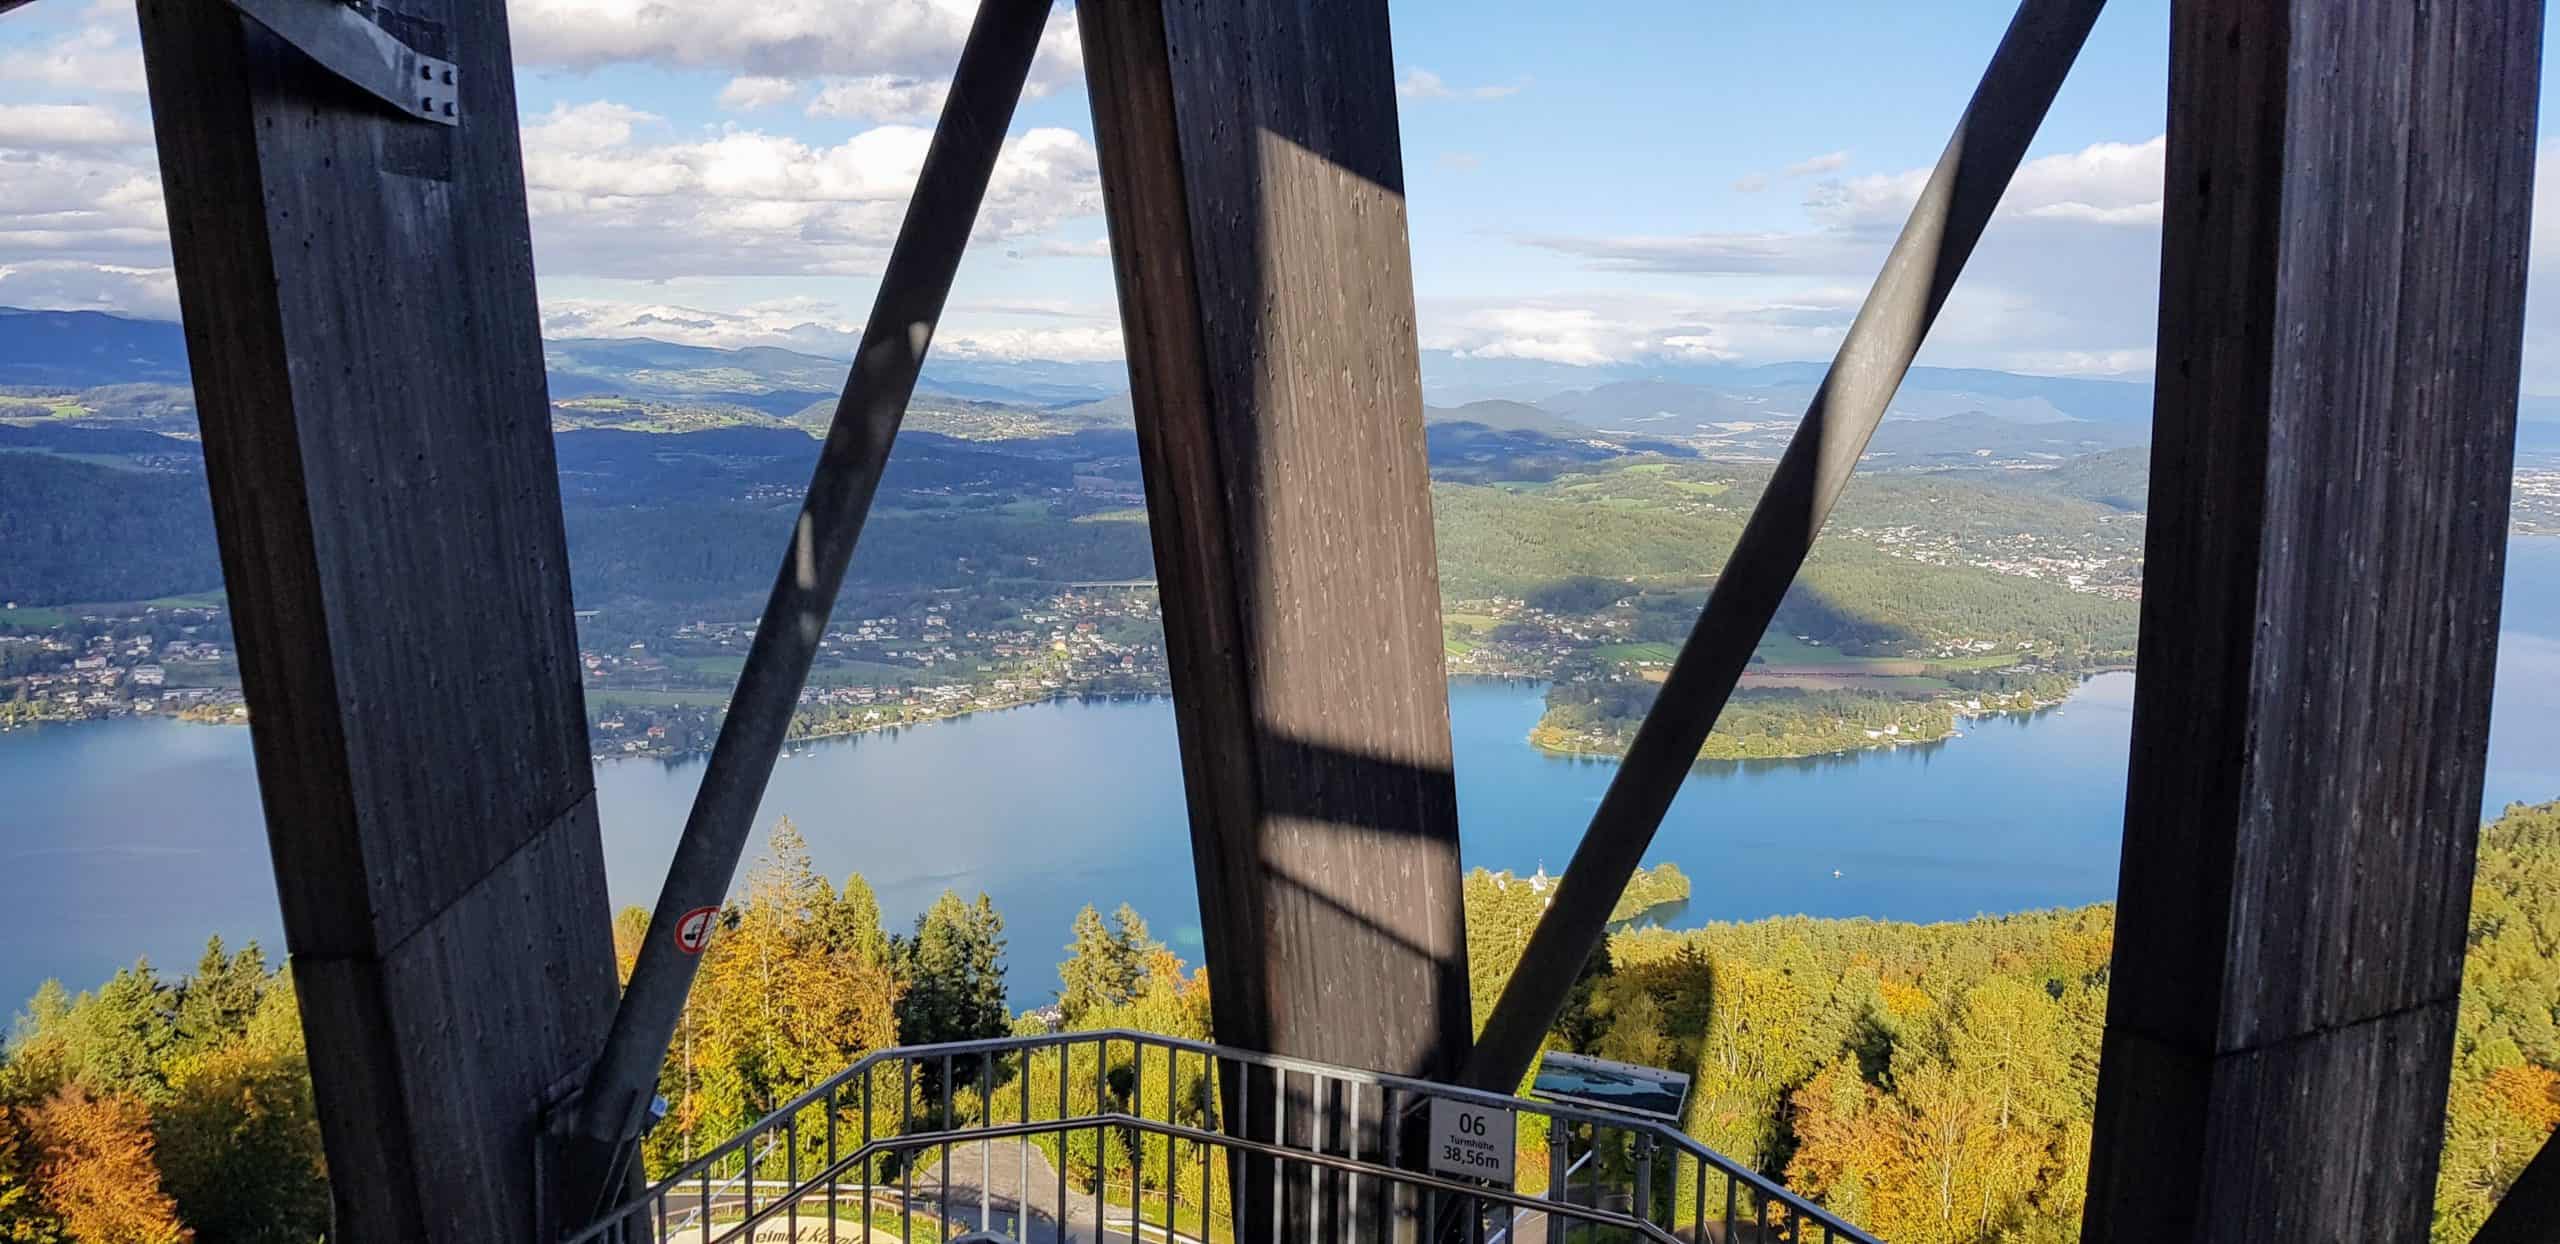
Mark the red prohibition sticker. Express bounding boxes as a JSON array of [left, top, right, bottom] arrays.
[[673, 906, 719, 955]]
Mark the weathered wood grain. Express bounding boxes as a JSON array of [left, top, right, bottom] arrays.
[[133, 2, 617, 1238], [2082, 0, 2541, 1237], [1080, 0, 1472, 1083]]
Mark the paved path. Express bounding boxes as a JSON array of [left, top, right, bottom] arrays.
[[648, 1137, 1208, 1244]]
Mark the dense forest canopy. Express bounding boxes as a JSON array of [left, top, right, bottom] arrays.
[[8, 802, 2554, 1242]]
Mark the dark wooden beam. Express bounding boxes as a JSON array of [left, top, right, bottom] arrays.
[[2475, 1131, 2560, 1243], [1080, 0, 1471, 1082], [133, 2, 617, 1240], [2082, 0, 2541, 1239]]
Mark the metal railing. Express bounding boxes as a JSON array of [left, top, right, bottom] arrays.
[[561, 1029, 1880, 1244]]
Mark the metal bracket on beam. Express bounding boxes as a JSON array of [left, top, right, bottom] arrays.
[[228, 0, 458, 126]]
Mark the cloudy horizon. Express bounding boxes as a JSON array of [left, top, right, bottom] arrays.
[[4, 0, 2559, 390]]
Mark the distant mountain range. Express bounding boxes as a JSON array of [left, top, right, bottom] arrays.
[[7, 307, 2559, 461]]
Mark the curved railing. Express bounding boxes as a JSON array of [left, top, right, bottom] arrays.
[[560, 1028, 1880, 1244]]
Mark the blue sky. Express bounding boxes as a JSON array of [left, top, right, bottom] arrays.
[[5, 0, 2558, 386]]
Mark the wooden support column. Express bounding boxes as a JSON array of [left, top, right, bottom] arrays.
[[1080, 0, 1471, 1081], [134, 3, 617, 1240], [2082, 0, 2540, 1239]]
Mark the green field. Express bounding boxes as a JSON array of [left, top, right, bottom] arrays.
[[673, 653, 748, 680], [1752, 631, 1857, 666], [813, 659, 935, 686], [0, 605, 71, 629], [1071, 507, 1149, 524], [589, 689, 733, 708], [1593, 641, 1679, 664]]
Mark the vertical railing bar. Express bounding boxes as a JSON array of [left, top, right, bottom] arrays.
[[1135, 1037, 1147, 1241], [1633, 1133, 1650, 1232], [903, 1059, 917, 1244], [788, 1115, 801, 1242], [1236, 1056, 1251, 1244], [699, 1168, 711, 1244], [980, 1052, 994, 1234], [1201, 1056, 1216, 1244], [862, 1068, 875, 1244], [827, 1086, 840, 1244], [1058, 1044, 1070, 1244], [1020, 1050, 1032, 1238], [1171, 1043, 1184, 1244], [1347, 1080, 1362, 1243], [1270, 1069, 1284, 1244], [1094, 1038, 1107, 1244], [940, 1052, 954, 1243]]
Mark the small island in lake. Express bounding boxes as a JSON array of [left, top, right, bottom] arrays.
[[1528, 668, 2088, 763], [1464, 860, 1691, 926]]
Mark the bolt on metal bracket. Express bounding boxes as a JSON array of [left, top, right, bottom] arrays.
[[228, 0, 459, 126]]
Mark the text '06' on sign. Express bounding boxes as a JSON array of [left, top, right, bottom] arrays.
[[1428, 1096, 1516, 1186]]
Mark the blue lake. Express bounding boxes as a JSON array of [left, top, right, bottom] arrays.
[[8, 535, 2558, 1007]]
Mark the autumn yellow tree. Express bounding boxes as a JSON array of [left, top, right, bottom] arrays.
[[642, 817, 904, 1178], [25, 1088, 187, 1244]]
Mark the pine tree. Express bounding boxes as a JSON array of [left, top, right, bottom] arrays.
[[63, 964, 176, 1104], [827, 874, 893, 970], [898, 891, 1009, 1048], [1057, 906, 1120, 1023], [171, 939, 264, 1060]]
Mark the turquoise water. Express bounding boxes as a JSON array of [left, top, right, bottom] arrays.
[[8, 535, 2557, 1006]]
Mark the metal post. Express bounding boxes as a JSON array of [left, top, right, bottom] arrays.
[[559, 0, 1051, 1219], [1462, 0, 2107, 1093]]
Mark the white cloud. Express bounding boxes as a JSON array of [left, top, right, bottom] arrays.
[[0, 20, 147, 95], [1998, 348, 2155, 377], [537, 295, 1122, 361], [716, 76, 803, 112], [933, 324, 1122, 362], [541, 297, 860, 351], [1782, 150, 1850, 178], [0, 144, 168, 263], [517, 103, 1102, 280], [0, 104, 145, 148], [0, 260, 177, 318], [807, 75, 950, 123], [1418, 290, 1865, 368], [1439, 152, 1484, 173], [2520, 140, 2560, 391], [1509, 135, 2172, 374], [1732, 172, 1770, 193], [1397, 69, 1522, 101], [1016, 236, 1111, 259], [507, 0, 1081, 96]]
